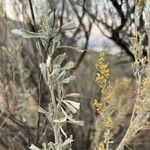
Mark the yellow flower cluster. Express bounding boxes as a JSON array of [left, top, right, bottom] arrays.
[[93, 99, 106, 113], [101, 84, 112, 100], [95, 52, 112, 101], [132, 123, 140, 133], [99, 142, 105, 150], [93, 99, 113, 127], [132, 31, 149, 112], [131, 32, 142, 57], [106, 116, 113, 127], [96, 52, 110, 84], [139, 84, 146, 98], [131, 32, 148, 81], [136, 0, 146, 14], [135, 76, 150, 112], [93, 52, 113, 127], [93, 52, 114, 149]]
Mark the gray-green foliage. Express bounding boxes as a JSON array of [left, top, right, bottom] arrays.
[[12, 12, 83, 150]]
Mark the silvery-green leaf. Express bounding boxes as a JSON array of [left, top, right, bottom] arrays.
[[46, 56, 51, 68], [64, 101, 77, 114], [38, 107, 53, 122], [41, 39, 47, 47], [53, 53, 67, 66], [61, 61, 75, 70], [53, 33, 61, 41], [62, 100, 78, 114], [139, 33, 145, 44], [54, 70, 66, 82], [61, 75, 76, 84], [60, 107, 83, 126], [29, 144, 41, 150], [38, 107, 49, 116], [60, 105, 71, 117], [54, 41, 60, 49], [11, 29, 47, 39], [42, 143, 47, 150], [56, 146, 60, 150], [67, 118, 84, 126], [62, 138, 74, 147], [48, 142, 57, 150], [62, 21, 77, 31], [46, 12, 55, 28], [50, 66, 61, 78], [36, 41, 43, 56], [64, 100, 80, 110], [36, 41, 41, 51], [39, 63, 47, 81], [65, 93, 80, 98], [53, 117, 67, 123], [49, 40, 60, 56], [48, 103, 53, 113], [60, 126, 67, 138]]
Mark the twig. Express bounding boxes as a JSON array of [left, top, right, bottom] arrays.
[[28, 0, 36, 31]]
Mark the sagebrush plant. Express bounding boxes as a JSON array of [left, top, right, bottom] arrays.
[[93, 0, 150, 150], [12, 12, 83, 150]]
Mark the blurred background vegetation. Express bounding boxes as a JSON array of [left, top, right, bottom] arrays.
[[0, 0, 150, 149]]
